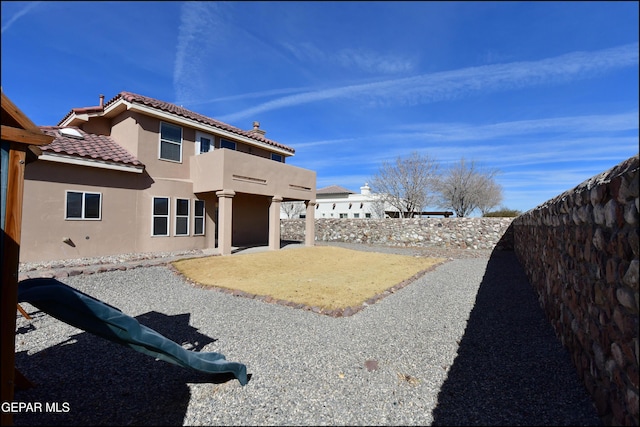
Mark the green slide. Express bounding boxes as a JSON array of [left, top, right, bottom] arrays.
[[17, 278, 248, 386]]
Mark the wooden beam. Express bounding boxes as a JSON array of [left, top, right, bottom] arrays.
[[1, 91, 42, 134], [1, 144, 27, 427], [1, 125, 53, 146]]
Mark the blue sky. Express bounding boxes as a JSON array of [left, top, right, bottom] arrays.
[[2, 1, 638, 214]]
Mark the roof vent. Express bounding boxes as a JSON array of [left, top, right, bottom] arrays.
[[59, 127, 84, 139]]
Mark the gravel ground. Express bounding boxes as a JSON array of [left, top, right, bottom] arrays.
[[11, 244, 601, 426]]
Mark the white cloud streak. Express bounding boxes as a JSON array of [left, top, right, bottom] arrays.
[[173, 2, 227, 104], [282, 42, 415, 74], [1, 1, 41, 33], [219, 43, 639, 122], [387, 112, 639, 142]]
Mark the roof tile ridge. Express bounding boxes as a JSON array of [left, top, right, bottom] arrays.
[[114, 91, 294, 152]]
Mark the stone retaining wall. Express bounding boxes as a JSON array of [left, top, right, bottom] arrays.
[[281, 217, 514, 250], [512, 155, 639, 426], [282, 155, 639, 425]]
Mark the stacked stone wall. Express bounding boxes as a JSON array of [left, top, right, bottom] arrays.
[[281, 155, 638, 425], [281, 217, 514, 250], [512, 155, 639, 426]]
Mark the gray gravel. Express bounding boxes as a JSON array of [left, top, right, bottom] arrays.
[[12, 245, 601, 426]]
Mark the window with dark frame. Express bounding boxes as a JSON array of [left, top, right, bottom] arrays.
[[152, 197, 170, 236], [65, 191, 102, 220], [175, 198, 189, 236], [159, 122, 182, 162], [220, 139, 236, 150], [194, 200, 205, 235], [200, 136, 211, 153], [196, 131, 213, 154]]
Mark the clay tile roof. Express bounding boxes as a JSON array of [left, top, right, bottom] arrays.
[[317, 185, 354, 195], [100, 91, 295, 154], [38, 126, 144, 168]]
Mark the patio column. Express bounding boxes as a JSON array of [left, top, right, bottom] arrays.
[[269, 195, 283, 251], [216, 189, 235, 255], [304, 200, 316, 247]]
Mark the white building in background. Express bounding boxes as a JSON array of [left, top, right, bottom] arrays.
[[280, 183, 455, 219], [281, 183, 391, 219]]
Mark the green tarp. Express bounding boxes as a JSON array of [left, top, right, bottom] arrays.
[[17, 278, 248, 386]]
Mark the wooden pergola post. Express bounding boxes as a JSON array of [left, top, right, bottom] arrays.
[[1, 90, 54, 426]]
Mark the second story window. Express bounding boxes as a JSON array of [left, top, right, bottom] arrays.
[[159, 122, 182, 162], [271, 153, 283, 162], [220, 139, 236, 150], [196, 131, 213, 155]]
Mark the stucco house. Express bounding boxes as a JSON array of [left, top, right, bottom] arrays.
[[20, 91, 316, 262]]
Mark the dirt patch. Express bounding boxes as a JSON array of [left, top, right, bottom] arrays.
[[171, 246, 447, 316]]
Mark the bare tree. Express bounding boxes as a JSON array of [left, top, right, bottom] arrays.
[[367, 195, 387, 219], [476, 176, 503, 215], [435, 158, 502, 217], [369, 151, 440, 218], [281, 201, 306, 218]]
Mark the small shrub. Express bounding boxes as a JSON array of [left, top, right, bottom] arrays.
[[483, 207, 522, 217]]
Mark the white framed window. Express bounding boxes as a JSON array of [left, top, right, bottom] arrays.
[[194, 200, 205, 235], [339, 213, 348, 218], [152, 197, 170, 236], [175, 198, 190, 236], [220, 139, 236, 150], [271, 153, 283, 162], [159, 122, 182, 162], [65, 191, 102, 220], [195, 131, 214, 155]]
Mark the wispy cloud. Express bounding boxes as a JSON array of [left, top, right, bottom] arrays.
[[290, 113, 638, 178], [219, 43, 639, 122], [173, 2, 229, 104], [293, 137, 358, 149], [184, 87, 313, 106], [282, 42, 415, 74], [1, 1, 41, 34], [387, 112, 639, 142]]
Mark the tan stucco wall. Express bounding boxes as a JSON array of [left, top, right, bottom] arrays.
[[79, 117, 112, 136], [109, 113, 139, 157], [21, 162, 144, 262], [133, 113, 194, 181], [135, 177, 208, 254], [21, 162, 213, 262], [191, 148, 316, 200]]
